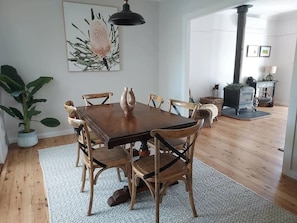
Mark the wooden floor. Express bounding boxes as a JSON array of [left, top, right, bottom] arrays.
[[0, 106, 296, 222], [195, 106, 297, 215]]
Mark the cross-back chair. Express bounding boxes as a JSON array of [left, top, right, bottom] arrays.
[[130, 120, 204, 223], [148, 99, 200, 152], [82, 92, 113, 106], [81, 92, 131, 181], [168, 99, 199, 120], [148, 93, 164, 109], [64, 100, 102, 167], [68, 116, 132, 216]]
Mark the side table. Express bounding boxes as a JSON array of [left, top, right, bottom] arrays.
[[248, 80, 278, 107]]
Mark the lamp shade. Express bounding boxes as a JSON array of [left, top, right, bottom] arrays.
[[108, 1, 145, 26], [265, 66, 277, 74]]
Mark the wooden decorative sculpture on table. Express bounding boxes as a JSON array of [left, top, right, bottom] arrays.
[[120, 87, 136, 115]]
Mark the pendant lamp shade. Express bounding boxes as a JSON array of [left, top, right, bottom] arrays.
[[108, 0, 145, 26]]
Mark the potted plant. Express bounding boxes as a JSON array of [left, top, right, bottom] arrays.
[[0, 65, 60, 147]]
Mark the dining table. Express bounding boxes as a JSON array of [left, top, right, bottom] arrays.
[[76, 102, 197, 206]]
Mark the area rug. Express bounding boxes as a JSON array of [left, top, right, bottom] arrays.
[[38, 144, 297, 223], [222, 107, 271, 120]]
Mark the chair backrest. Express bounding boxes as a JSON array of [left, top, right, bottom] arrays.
[[150, 119, 204, 177], [67, 116, 96, 166], [64, 100, 79, 118], [82, 92, 113, 106], [168, 99, 199, 119], [64, 100, 83, 141], [148, 94, 164, 109]]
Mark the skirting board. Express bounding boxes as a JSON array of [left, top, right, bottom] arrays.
[[7, 129, 74, 144]]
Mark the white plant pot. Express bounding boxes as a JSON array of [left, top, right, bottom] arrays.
[[17, 130, 38, 147]]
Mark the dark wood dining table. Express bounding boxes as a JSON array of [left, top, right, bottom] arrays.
[[76, 102, 197, 205]]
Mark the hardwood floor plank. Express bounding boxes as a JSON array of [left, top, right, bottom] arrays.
[[32, 146, 48, 223], [7, 148, 26, 222], [0, 106, 296, 222]]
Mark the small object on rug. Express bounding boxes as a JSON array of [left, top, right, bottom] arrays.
[[222, 107, 271, 120]]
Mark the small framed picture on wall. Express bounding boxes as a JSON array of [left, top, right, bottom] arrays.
[[246, 45, 259, 57], [260, 46, 271, 57]]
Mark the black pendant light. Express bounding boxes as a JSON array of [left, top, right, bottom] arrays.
[[108, 0, 145, 26]]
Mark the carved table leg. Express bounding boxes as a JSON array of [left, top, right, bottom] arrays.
[[107, 141, 150, 207], [107, 186, 130, 207]]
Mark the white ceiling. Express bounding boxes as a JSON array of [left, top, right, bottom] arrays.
[[155, 0, 297, 19], [225, 0, 297, 19]]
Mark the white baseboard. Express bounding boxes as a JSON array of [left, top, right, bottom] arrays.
[[8, 129, 74, 144], [273, 101, 289, 107]]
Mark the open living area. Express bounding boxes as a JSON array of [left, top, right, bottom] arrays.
[[1, 0, 297, 222]]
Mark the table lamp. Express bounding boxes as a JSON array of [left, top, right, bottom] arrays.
[[264, 66, 277, 81]]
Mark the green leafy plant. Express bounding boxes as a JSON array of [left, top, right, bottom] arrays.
[[224, 83, 247, 90], [0, 65, 60, 133]]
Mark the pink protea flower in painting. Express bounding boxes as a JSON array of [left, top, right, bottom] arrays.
[[89, 19, 111, 59]]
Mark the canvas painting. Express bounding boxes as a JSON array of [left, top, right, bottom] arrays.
[[63, 2, 119, 72]]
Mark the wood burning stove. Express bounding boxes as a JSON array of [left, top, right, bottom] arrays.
[[223, 86, 255, 115], [223, 5, 255, 116]]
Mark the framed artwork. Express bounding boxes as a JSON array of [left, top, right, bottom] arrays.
[[246, 45, 259, 57], [63, 2, 119, 72], [260, 46, 271, 57]]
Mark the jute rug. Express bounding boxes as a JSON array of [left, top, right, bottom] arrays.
[[38, 144, 297, 223], [222, 108, 271, 120]]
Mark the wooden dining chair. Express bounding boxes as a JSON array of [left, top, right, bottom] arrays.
[[148, 93, 164, 109], [68, 116, 132, 216], [81, 92, 131, 181], [148, 99, 199, 152], [130, 120, 204, 223], [168, 99, 199, 120], [82, 92, 113, 106], [64, 100, 103, 167]]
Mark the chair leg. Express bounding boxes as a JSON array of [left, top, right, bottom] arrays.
[[116, 167, 122, 182], [80, 164, 86, 192], [75, 143, 80, 167], [187, 175, 198, 217], [129, 172, 137, 210], [155, 181, 160, 223], [126, 164, 132, 196], [87, 168, 94, 216]]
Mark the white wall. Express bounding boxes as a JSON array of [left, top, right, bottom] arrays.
[[0, 0, 159, 143], [242, 18, 275, 83], [189, 13, 237, 100], [158, 0, 248, 111], [283, 39, 297, 180], [189, 11, 297, 105], [273, 15, 297, 106]]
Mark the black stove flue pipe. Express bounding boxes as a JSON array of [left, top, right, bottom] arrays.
[[233, 5, 252, 84]]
